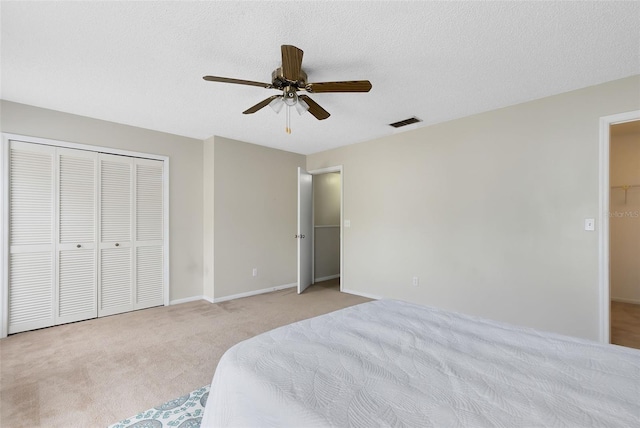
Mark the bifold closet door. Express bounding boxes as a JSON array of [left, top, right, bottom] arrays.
[[98, 155, 164, 315], [98, 154, 134, 317], [56, 148, 98, 325], [134, 159, 164, 310], [8, 142, 56, 334], [7, 141, 165, 334]]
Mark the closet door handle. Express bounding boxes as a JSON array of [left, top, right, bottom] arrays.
[[76, 244, 81, 248], [115, 243, 120, 247]]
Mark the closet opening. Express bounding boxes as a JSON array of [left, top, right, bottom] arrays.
[[609, 120, 640, 349], [311, 171, 341, 291], [297, 166, 343, 295]]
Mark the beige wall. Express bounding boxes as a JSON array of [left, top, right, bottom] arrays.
[[610, 124, 640, 303], [0, 100, 204, 302], [307, 76, 640, 341], [4, 75, 639, 339], [213, 136, 305, 299], [313, 172, 341, 280]]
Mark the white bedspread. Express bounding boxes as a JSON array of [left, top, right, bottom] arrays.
[[202, 300, 640, 427]]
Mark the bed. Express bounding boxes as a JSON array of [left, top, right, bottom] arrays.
[[201, 299, 640, 427]]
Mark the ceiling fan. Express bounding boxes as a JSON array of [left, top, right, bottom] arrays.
[[203, 45, 372, 134]]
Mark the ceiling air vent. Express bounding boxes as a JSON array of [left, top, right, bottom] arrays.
[[389, 117, 422, 128]]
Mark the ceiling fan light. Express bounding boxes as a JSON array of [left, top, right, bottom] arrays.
[[295, 98, 309, 115], [269, 97, 284, 113], [284, 93, 297, 107]]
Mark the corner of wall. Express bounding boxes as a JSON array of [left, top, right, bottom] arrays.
[[212, 137, 305, 299], [203, 136, 216, 301]]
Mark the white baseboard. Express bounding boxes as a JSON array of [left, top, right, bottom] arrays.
[[341, 288, 382, 300], [611, 297, 640, 305], [170, 284, 379, 306], [314, 274, 340, 282], [170, 295, 205, 305], [213, 283, 297, 303], [170, 284, 297, 306]]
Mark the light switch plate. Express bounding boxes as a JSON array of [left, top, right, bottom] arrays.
[[584, 218, 595, 231]]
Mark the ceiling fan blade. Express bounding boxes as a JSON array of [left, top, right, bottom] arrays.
[[281, 45, 304, 81], [243, 95, 281, 114], [203, 75, 272, 89], [298, 95, 330, 120], [305, 80, 372, 93]]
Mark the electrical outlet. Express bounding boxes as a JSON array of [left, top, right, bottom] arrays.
[[412, 276, 419, 287], [252, 268, 258, 277]]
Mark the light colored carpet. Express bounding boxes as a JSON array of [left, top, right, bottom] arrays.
[[0, 279, 370, 427]]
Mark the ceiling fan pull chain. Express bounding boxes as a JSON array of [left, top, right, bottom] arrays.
[[286, 105, 292, 134]]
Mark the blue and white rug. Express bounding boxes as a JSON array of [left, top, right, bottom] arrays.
[[108, 385, 209, 428]]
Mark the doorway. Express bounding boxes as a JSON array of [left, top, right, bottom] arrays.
[[312, 171, 341, 283], [297, 166, 343, 294], [599, 111, 640, 346], [608, 120, 640, 349]]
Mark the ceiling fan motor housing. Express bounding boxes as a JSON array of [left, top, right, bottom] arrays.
[[283, 86, 298, 106], [272, 67, 307, 90]]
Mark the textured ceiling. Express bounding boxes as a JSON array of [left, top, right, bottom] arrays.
[[2, 1, 639, 155]]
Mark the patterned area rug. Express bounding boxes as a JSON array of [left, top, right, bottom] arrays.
[[108, 386, 209, 428]]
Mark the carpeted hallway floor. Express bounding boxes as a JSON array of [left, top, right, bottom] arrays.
[[0, 280, 370, 427]]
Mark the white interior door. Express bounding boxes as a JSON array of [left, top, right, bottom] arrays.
[[134, 159, 164, 310], [56, 148, 97, 325], [98, 154, 133, 317], [297, 167, 313, 294], [8, 141, 55, 334]]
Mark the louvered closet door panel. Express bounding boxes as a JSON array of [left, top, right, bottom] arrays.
[[99, 247, 132, 316], [59, 149, 96, 244], [98, 154, 133, 317], [9, 252, 54, 333], [100, 155, 132, 243], [58, 249, 95, 321], [10, 142, 54, 246], [136, 160, 163, 242], [136, 246, 163, 308], [134, 159, 164, 309], [56, 148, 97, 324], [8, 141, 55, 333]]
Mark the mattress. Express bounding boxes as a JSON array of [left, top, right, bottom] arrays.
[[201, 299, 640, 427]]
